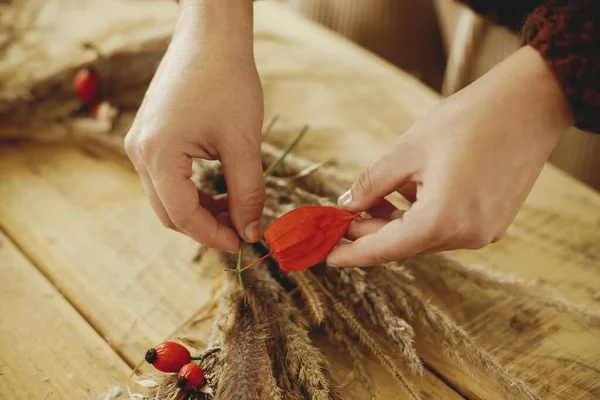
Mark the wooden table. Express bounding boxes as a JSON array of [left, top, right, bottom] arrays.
[[1, 2, 600, 399]]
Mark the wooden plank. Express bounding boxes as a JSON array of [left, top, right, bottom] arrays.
[[0, 141, 206, 363], [0, 229, 131, 399]]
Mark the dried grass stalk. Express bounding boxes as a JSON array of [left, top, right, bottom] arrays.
[[216, 292, 267, 400], [256, 340, 284, 400], [324, 314, 375, 400], [261, 142, 352, 198], [329, 268, 423, 375], [332, 300, 420, 400], [204, 275, 238, 392], [248, 261, 348, 400], [408, 255, 600, 326], [398, 284, 540, 400], [287, 271, 329, 326]]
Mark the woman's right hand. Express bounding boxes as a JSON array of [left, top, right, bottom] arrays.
[[125, 0, 264, 253], [327, 46, 574, 267]]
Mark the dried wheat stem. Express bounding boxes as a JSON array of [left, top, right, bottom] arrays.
[[311, 270, 419, 400], [287, 271, 329, 326], [412, 256, 600, 326], [216, 292, 267, 400], [261, 142, 352, 197], [399, 284, 540, 400], [249, 262, 347, 400], [332, 300, 420, 400], [325, 315, 375, 400], [256, 340, 284, 400], [329, 268, 423, 375]]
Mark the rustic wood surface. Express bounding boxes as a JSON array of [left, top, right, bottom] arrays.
[[1, 1, 599, 399], [0, 229, 131, 399]]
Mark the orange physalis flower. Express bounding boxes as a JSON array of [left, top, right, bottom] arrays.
[[255, 206, 359, 272]]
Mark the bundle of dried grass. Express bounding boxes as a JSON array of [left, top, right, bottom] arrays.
[[405, 255, 600, 326], [190, 136, 600, 400], [80, 117, 599, 399], [195, 248, 346, 400]]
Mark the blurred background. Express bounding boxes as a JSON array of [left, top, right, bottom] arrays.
[[2, 0, 599, 190], [278, 0, 600, 192]]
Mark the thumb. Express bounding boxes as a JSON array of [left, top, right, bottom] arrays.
[[339, 144, 414, 212], [221, 143, 266, 243]]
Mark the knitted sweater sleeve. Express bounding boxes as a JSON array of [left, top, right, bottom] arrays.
[[457, 0, 600, 133]]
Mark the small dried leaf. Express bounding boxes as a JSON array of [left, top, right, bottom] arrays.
[[135, 379, 158, 388], [103, 385, 123, 400], [200, 384, 214, 394], [128, 394, 145, 399]]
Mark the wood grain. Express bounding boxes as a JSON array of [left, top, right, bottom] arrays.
[[0, 229, 131, 399]]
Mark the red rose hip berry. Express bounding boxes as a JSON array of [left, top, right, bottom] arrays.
[[177, 363, 205, 391], [73, 68, 101, 104], [145, 341, 191, 373]]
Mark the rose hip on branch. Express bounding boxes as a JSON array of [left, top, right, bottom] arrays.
[[177, 363, 205, 391], [73, 67, 101, 104], [145, 341, 191, 373]]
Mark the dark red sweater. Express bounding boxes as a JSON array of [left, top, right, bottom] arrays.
[[458, 0, 600, 133]]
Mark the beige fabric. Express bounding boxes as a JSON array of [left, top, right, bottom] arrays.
[[276, 0, 446, 91], [435, 2, 600, 191], [276, 0, 600, 191]]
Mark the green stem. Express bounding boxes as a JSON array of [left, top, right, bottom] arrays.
[[262, 114, 280, 139], [263, 125, 309, 178], [236, 245, 244, 289], [227, 125, 309, 288], [238, 252, 272, 272]]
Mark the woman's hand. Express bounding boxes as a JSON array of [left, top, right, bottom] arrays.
[[125, 0, 264, 253], [327, 46, 574, 267]]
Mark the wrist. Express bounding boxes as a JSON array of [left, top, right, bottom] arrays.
[[478, 46, 574, 146], [519, 45, 575, 134], [175, 0, 254, 58]]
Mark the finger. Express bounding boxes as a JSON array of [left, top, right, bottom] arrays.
[[397, 181, 418, 203], [150, 152, 240, 252], [327, 201, 437, 267], [345, 208, 405, 240], [138, 167, 182, 233], [368, 199, 399, 219], [345, 218, 388, 240], [215, 212, 235, 230], [221, 143, 266, 243], [338, 143, 415, 212], [197, 191, 229, 215]]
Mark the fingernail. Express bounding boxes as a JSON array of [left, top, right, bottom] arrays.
[[226, 240, 240, 254], [244, 221, 261, 243], [326, 255, 340, 267], [338, 190, 352, 208]]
